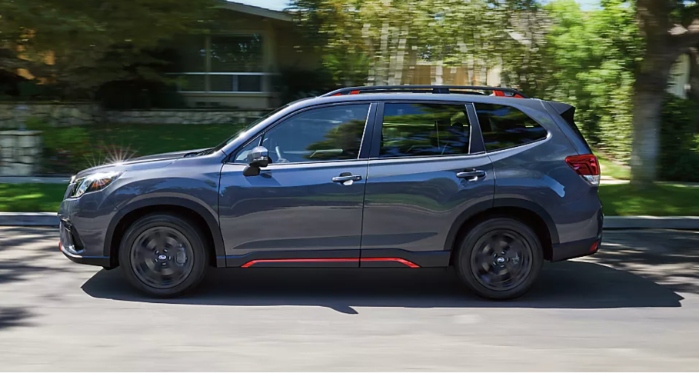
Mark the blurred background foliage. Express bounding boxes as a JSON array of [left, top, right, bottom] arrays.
[[0, 0, 697, 181], [289, 0, 698, 182]]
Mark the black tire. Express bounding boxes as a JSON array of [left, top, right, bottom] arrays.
[[119, 213, 209, 297], [454, 217, 543, 300]]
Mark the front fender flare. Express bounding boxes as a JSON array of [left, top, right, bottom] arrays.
[[104, 194, 225, 266]]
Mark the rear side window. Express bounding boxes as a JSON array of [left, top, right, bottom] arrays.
[[474, 103, 547, 152], [380, 103, 471, 158]]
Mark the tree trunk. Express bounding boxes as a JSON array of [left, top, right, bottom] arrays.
[[629, 50, 675, 185], [629, 87, 663, 185], [688, 47, 699, 102], [630, 0, 675, 186]]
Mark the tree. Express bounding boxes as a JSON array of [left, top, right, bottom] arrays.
[[630, 0, 699, 185], [291, 0, 539, 87], [506, 0, 640, 162], [0, 0, 217, 98]]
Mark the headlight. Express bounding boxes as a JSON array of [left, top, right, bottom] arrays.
[[70, 171, 122, 198]]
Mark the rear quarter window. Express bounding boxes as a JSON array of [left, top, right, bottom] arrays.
[[474, 103, 548, 152]]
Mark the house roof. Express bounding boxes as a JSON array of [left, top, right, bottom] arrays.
[[221, 1, 292, 22]]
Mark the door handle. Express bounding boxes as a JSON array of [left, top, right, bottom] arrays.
[[456, 169, 486, 180], [332, 173, 362, 183]]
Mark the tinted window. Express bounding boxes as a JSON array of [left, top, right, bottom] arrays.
[[380, 103, 471, 158], [233, 136, 262, 163], [262, 104, 370, 163], [474, 103, 547, 152]]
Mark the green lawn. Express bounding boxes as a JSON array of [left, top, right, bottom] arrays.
[[596, 151, 631, 180], [2, 181, 698, 216], [89, 123, 245, 157], [0, 183, 66, 212], [598, 183, 699, 216]]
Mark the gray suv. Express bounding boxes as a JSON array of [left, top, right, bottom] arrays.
[[58, 85, 603, 299]]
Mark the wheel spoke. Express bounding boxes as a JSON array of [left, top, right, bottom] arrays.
[[470, 229, 534, 292], [130, 226, 194, 290]]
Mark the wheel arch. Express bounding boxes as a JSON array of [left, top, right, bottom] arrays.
[[444, 198, 558, 263], [104, 196, 225, 268]]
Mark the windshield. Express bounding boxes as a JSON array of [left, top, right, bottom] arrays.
[[209, 104, 291, 153]]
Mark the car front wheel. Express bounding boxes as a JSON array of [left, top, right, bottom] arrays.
[[455, 217, 543, 300], [119, 213, 209, 297]]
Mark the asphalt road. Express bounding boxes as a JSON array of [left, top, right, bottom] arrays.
[[1, 227, 698, 371]]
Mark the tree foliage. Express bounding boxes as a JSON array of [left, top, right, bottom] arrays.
[[0, 0, 217, 98], [290, 0, 536, 86], [505, 0, 641, 162]]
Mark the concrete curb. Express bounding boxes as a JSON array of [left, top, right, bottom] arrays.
[[1, 213, 698, 230], [602, 216, 699, 230], [0, 212, 59, 227]]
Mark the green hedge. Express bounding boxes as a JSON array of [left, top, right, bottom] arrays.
[[659, 94, 699, 182]]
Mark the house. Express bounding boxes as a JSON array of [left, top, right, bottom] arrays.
[[169, 1, 321, 110]]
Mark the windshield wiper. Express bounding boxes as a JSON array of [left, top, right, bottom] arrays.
[[183, 148, 212, 158]]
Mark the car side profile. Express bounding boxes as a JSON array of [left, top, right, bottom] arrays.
[[58, 85, 603, 300]]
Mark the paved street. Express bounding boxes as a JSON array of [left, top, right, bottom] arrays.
[[1, 227, 698, 371]]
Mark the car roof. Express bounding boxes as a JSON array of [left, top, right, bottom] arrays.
[[290, 92, 548, 110]]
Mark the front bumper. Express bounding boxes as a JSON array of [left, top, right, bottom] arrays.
[[59, 220, 110, 267]]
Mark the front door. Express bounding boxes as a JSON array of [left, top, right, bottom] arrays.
[[219, 103, 375, 268], [360, 102, 495, 267]]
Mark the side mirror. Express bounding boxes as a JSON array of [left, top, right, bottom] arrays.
[[243, 146, 269, 176], [247, 146, 270, 167]]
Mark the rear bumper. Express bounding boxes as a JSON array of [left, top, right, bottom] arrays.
[[550, 236, 601, 262], [550, 204, 603, 262]]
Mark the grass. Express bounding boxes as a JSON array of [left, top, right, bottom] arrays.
[[0, 183, 67, 212], [598, 183, 699, 216], [2, 181, 697, 216], [595, 150, 631, 180], [89, 123, 245, 157]]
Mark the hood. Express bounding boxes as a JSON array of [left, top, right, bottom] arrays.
[[74, 148, 209, 178]]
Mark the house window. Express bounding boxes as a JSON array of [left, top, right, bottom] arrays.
[[173, 34, 267, 93]]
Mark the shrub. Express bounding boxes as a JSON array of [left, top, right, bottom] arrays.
[[659, 93, 699, 182], [96, 80, 186, 110], [25, 118, 93, 175], [272, 67, 337, 104]]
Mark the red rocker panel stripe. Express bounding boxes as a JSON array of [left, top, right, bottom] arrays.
[[240, 257, 420, 268], [360, 257, 420, 268]]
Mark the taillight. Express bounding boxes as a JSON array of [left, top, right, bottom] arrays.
[[565, 154, 600, 186]]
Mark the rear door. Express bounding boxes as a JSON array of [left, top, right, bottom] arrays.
[[360, 101, 495, 267]]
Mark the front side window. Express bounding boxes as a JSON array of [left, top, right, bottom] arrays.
[[261, 104, 371, 163], [474, 103, 548, 152], [380, 103, 471, 158]]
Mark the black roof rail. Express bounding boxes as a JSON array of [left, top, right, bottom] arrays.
[[321, 85, 528, 98]]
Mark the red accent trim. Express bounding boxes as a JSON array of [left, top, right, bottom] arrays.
[[361, 257, 420, 268], [590, 241, 599, 253], [493, 90, 506, 96], [240, 257, 420, 268], [349, 90, 361, 95]]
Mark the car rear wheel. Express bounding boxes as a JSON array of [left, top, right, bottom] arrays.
[[119, 214, 208, 297], [455, 217, 543, 300]]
